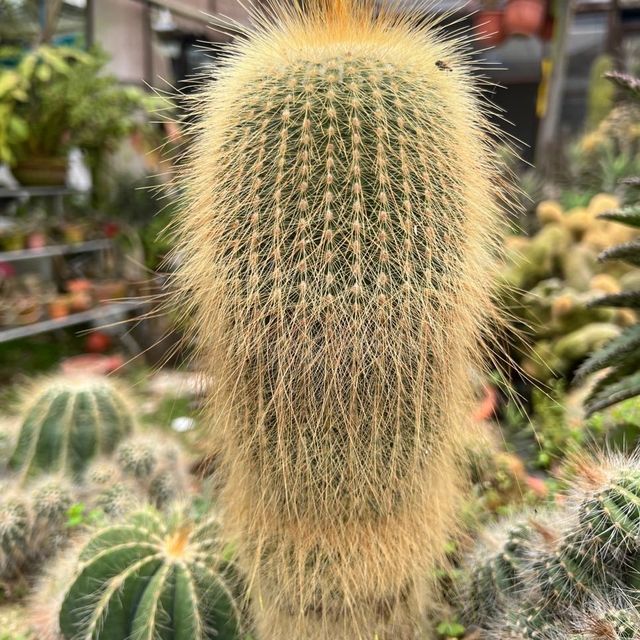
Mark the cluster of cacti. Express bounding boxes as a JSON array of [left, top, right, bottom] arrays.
[[502, 191, 640, 383], [0, 477, 76, 579], [84, 434, 188, 513], [52, 506, 246, 640], [8, 376, 134, 479], [172, 0, 505, 636], [576, 73, 640, 416], [461, 456, 640, 639]]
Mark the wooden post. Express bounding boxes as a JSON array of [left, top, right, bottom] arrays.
[[535, 0, 575, 182]]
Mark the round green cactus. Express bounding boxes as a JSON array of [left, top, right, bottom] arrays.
[[9, 376, 135, 479], [31, 478, 74, 524], [464, 519, 533, 625], [115, 437, 158, 479], [59, 507, 246, 640], [0, 496, 31, 575], [92, 481, 140, 518]]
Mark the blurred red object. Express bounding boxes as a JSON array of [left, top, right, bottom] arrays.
[[103, 221, 120, 238], [85, 331, 111, 353], [60, 353, 124, 376], [503, 0, 546, 36], [473, 10, 505, 47], [0, 261, 16, 278]]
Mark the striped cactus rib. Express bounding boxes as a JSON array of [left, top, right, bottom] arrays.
[[9, 377, 134, 479], [59, 508, 245, 640]]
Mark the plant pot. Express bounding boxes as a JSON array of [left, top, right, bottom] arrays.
[[503, 0, 546, 36], [48, 296, 70, 319], [12, 156, 68, 187], [27, 232, 47, 249], [93, 280, 128, 303], [473, 10, 505, 47], [62, 223, 86, 245]]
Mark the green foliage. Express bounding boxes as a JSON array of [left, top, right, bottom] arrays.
[[9, 376, 134, 479], [59, 506, 247, 640]]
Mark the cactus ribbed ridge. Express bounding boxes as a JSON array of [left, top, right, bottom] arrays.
[[59, 507, 245, 640], [173, 1, 504, 637], [10, 376, 134, 479]]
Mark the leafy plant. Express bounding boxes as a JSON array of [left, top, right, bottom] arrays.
[[577, 73, 640, 415]]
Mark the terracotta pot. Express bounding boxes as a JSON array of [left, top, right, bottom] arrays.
[[93, 280, 128, 303], [48, 297, 70, 319], [27, 232, 47, 249], [69, 291, 93, 313], [12, 156, 67, 187], [473, 10, 504, 47], [60, 354, 124, 376], [503, 0, 546, 36]]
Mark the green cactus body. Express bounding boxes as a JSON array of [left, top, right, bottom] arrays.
[[10, 377, 134, 479], [465, 521, 532, 625], [0, 497, 31, 574], [116, 437, 158, 479], [59, 508, 245, 640], [85, 460, 121, 486], [93, 481, 139, 518], [490, 605, 559, 640], [174, 1, 503, 636], [149, 469, 180, 508], [532, 532, 616, 606], [31, 479, 74, 525], [576, 469, 640, 561]]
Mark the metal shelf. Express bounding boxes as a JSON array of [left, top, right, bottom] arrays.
[[0, 186, 85, 199], [0, 239, 111, 262], [0, 300, 144, 344]]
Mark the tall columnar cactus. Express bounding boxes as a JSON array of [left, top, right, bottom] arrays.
[[9, 376, 134, 478], [173, 1, 503, 636], [59, 507, 245, 640]]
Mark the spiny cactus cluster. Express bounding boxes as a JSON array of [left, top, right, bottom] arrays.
[[0, 477, 75, 578], [462, 456, 640, 639], [57, 506, 246, 640], [84, 434, 188, 513], [8, 375, 134, 479], [173, 0, 504, 636], [577, 72, 640, 415]]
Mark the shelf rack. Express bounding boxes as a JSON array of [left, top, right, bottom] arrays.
[[0, 239, 111, 263], [0, 300, 145, 344]]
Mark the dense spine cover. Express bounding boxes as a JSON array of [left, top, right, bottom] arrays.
[[173, 1, 504, 636]]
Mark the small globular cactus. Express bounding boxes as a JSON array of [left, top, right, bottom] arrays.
[[92, 480, 140, 518], [463, 517, 534, 626], [462, 456, 640, 636], [9, 376, 135, 479], [59, 506, 247, 640], [115, 436, 158, 478], [0, 496, 31, 576]]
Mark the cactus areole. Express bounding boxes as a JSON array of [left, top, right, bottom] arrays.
[[174, 0, 504, 637]]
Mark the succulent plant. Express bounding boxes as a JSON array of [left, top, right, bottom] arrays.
[[463, 518, 534, 626], [59, 507, 246, 640], [173, 1, 504, 636], [91, 480, 140, 518], [0, 496, 31, 576], [115, 436, 158, 479], [9, 376, 134, 479], [576, 72, 640, 415]]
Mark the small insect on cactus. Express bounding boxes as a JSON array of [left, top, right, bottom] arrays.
[[173, 0, 505, 636], [59, 506, 246, 640], [9, 375, 135, 479]]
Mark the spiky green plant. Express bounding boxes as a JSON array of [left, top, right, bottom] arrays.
[[0, 496, 31, 576], [173, 0, 504, 636], [462, 456, 640, 636], [9, 376, 135, 479], [58, 506, 246, 640], [115, 436, 157, 479], [577, 72, 640, 415], [463, 518, 533, 626]]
